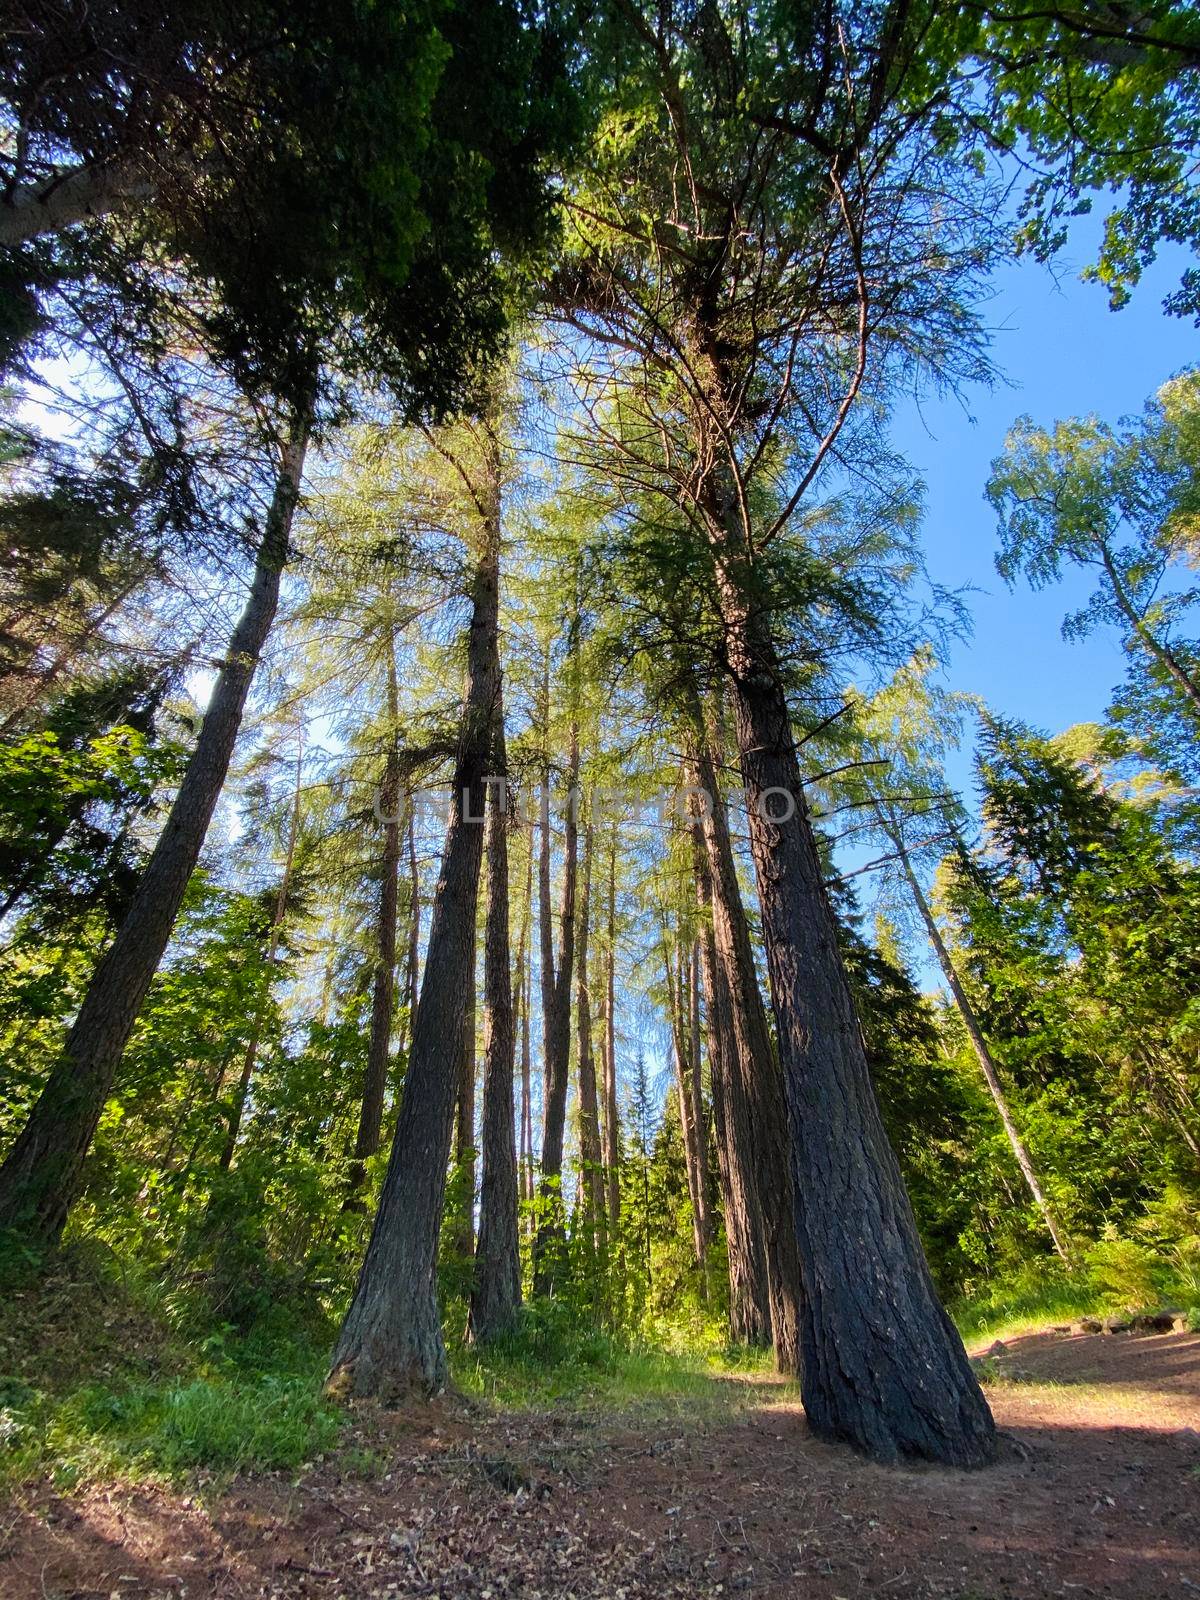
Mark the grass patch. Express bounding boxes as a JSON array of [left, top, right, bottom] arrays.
[[452, 1304, 792, 1419], [951, 1268, 1108, 1348]]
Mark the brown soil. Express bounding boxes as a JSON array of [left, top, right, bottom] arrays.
[[2, 1329, 1197, 1599]]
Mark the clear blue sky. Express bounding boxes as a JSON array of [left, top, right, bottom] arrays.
[[889, 221, 1196, 798]]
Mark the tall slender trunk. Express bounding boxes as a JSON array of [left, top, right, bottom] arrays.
[[470, 704, 520, 1341], [516, 834, 534, 1205], [0, 412, 310, 1246], [346, 638, 403, 1201], [664, 937, 709, 1291], [716, 570, 995, 1465], [1098, 542, 1200, 722], [453, 918, 478, 1256], [575, 820, 604, 1248], [884, 814, 1071, 1263], [692, 838, 771, 1347], [533, 704, 579, 1295], [600, 835, 620, 1232], [219, 735, 305, 1173], [329, 430, 502, 1398], [688, 731, 801, 1373]]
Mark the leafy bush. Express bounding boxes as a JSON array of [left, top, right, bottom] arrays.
[[1084, 1233, 1162, 1310]]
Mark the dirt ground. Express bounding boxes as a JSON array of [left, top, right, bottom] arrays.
[[1, 1329, 1197, 1600]]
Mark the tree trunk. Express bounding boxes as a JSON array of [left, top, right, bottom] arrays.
[[328, 433, 502, 1398], [219, 735, 305, 1173], [515, 834, 534, 1205], [719, 582, 996, 1465], [401, 803, 421, 1050], [664, 939, 709, 1290], [1099, 542, 1200, 723], [884, 815, 1071, 1263], [0, 413, 309, 1246], [346, 640, 403, 1201], [693, 841, 771, 1347], [0, 159, 155, 248], [453, 916, 478, 1257], [470, 707, 520, 1342], [576, 820, 604, 1248], [533, 707, 579, 1295], [688, 732, 801, 1374], [600, 835, 621, 1232]]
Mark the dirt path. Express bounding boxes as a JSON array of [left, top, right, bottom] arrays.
[[2, 1330, 1197, 1599]]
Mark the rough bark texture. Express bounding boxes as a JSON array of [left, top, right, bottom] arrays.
[[470, 717, 521, 1343], [689, 734, 802, 1374], [719, 587, 996, 1465], [513, 836, 534, 1205], [0, 416, 309, 1245], [329, 447, 501, 1398], [885, 816, 1070, 1263]]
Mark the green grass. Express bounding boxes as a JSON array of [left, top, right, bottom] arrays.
[[451, 1302, 791, 1418], [0, 1372, 341, 1490], [950, 1270, 1109, 1348]]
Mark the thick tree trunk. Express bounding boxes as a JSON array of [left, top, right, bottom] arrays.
[[693, 843, 772, 1347], [329, 441, 502, 1398], [575, 821, 604, 1247], [885, 817, 1071, 1263], [533, 712, 579, 1295], [720, 592, 996, 1465], [470, 710, 520, 1342], [404, 804, 422, 1034], [0, 414, 309, 1246], [600, 836, 621, 1232], [346, 643, 403, 1201], [219, 738, 305, 1174], [688, 733, 802, 1374]]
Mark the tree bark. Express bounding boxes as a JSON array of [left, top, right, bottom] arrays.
[[533, 704, 579, 1294], [883, 814, 1071, 1263], [346, 638, 403, 1201], [718, 580, 996, 1465], [0, 412, 309, 1246], [600, 834, 621, 1233], [576, 820, 604, 1248], [688, 732, 801, 1373], [1098, 542, 1200, 723], [0, 160, 155, 248], [329, 435, 502, 1398], [453, 916, 478, 1257], [515, 834, 534, 1205], [692, 841, 772, 1347], [470, 707, 520, 1342], [664, 938, 709, 1290]]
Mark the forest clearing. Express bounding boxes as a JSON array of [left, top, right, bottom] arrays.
[[4, 1, 1200, 1594]]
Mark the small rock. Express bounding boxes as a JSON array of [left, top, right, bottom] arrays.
[[986, 1340, 1007, 1357], [1075, 1318, 1102, 1334], [1132, 1311, 1175, 1334], [1102, 1314, 1132, 1334], [1174, 1316, 1191, 1333], [1051, 1324, 1072, 1335]]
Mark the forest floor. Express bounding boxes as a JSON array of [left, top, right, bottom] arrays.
[[1, 1326, 1197, 1600]]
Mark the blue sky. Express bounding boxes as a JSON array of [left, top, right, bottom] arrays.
[[890, 221, 1196, 799]]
